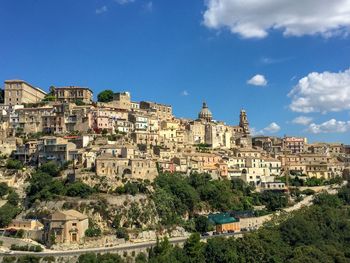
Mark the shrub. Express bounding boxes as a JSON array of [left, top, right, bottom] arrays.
[[7, 191, 20, 206], [85, 227, 102, 237], [6, 159, 23, 170], [0, 182, 9, 197], [39, 161, 60, 177], [65, 182, 94, 198], [116, 227, 129, 240]]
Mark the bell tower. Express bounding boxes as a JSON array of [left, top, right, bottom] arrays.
[[239, 109, 250, 135]]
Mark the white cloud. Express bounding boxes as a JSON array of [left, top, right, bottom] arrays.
[[96, 6, 108, 14], [307, 119, 350, 133], [289, 68, 350, 113], [181, 90, 189, 96], [292, 116, 313, 125], [263, 122, 281, 133], [253, 122, 281, 135], [203, 0, 350, 38], [247, 74, 267, 86], [115, 0, 135, 5]]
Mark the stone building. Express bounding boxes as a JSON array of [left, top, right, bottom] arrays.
[[185, 121, 206, 145], [4, 80, 47, 106], [198, 102, 213, 122], [205, 122, 232, 149], [283, 136, 307, 154], [54, 86, 93, 104], [279, 153, 344, 179], [111, 92, 131, 111], [43, 210, 89, 245], [0, 137, 19, 156], [38, 136, 77, 166], [139, 101, 172, 120], [95, 154, 158, 181], [14, 140, 40, 163], [239, 109, 250, 135], [8, 219, 44, 231]]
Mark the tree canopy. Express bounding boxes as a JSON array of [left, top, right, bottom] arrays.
[[97, 90, 114, 103]]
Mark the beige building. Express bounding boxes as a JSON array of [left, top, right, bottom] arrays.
[[95, 154, 158, 181], [54, 86, 93, 104], [140, 101, 172, 120], [185, 121, 206, 144], [38, 136, 77, 165], [280, 153, 344, 179], [8, 219, 44, 231], [283, 136, 307, 154], [44, 210, 89, 245], [4, 80, 47, 106], [112, 92, 131, 111], [0, 137, 18, 156]]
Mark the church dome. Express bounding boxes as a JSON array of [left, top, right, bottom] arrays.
[[198, 102, 212, 122]]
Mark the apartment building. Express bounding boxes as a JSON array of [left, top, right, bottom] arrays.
[[4, 80, 46, 106], [54, 86, 93, 104], [38, 136, 77, 165], [283, 136, 307, 154], [139, 101, 173, 120]]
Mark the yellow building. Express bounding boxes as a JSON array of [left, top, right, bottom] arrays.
[[208, 213, 240, 233], [4, 80, 47, 106], [8, 219, 44, 231], [44, 210, 89, 245], [54, 86, 93, 104]]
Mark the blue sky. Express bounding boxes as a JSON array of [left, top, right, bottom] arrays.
[[1, 0, 350, 143]]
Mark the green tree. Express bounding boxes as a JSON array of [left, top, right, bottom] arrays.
[[260, 191, 288, 211], [7, 191, 20, 206], [135, 252, 148, 263], [116, 227, 129, 240], [183, 233, 205, 263], [17, 255, 40, 263], [124, 182, 139, 195], [97, 253, 124, 263], [194, 215, 210, 233], [153, 188, 178, 226], [78, 253, 97, 263], [39, 161, 60, 177], [6, 159, 23, 170], [26, 172, 65, 204], [280, 212, 322, 246], [204, 237, 239, 263], [42, 94, 56, 102], [97, 90, 114, 103], [313, 192, 342, 208], [66, 182, 94, 198], [0, 203, 21, 227], [338, 184, 350, 204], [0, 182, 9, 198]]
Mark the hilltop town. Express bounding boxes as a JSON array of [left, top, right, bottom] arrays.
[[0, 80, 349, 261]]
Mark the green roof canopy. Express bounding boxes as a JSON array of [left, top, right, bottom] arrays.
[[208, 213, 239, 225]]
